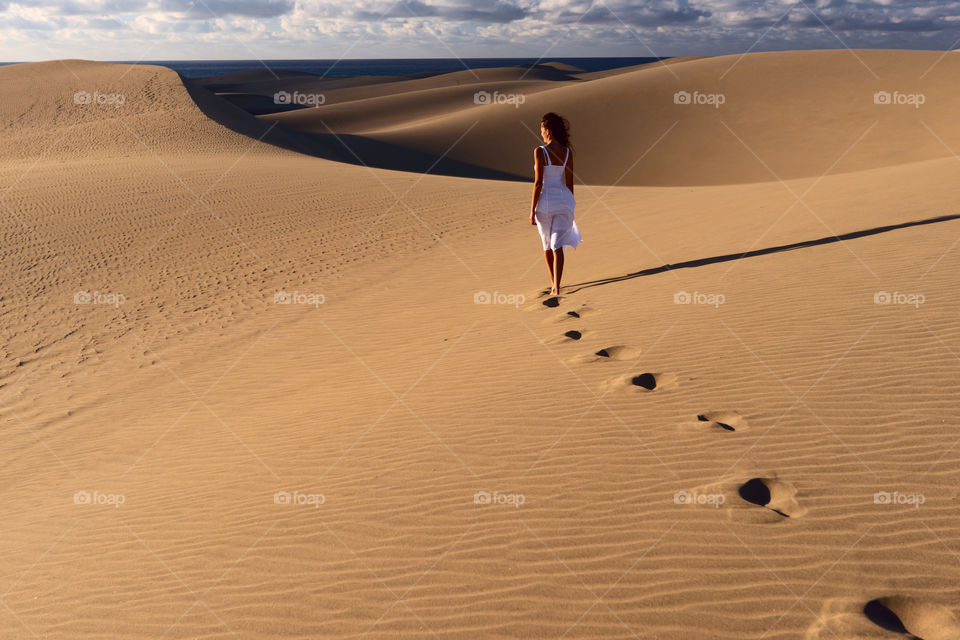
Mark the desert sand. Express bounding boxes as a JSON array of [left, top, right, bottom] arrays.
[[1, 51, 959, 639]]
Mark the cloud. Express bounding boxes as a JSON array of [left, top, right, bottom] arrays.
[[159, 0, 293, 18], [559, 1, 712, 27], [3, 0, 960, 60]]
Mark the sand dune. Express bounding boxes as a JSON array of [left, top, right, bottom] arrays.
[[0, 60, 290, 162], [265, 80, 570, 134], [2, 52, 959, 639], [247, 50, 960, 185], [201, 63, 581, 115]]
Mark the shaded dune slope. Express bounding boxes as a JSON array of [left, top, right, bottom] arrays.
[[250, 50, 960, 186]]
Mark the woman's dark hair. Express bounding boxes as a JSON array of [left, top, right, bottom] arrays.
[[541, 112, 572, 153]]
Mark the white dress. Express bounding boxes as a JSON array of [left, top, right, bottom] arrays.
[[534, 145, 582, 251]]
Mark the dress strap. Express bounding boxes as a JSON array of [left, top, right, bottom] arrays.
[[561, 147, 569, 168], [540, 145, 551, 166]]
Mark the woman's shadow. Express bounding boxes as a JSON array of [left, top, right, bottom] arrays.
[[564, 213, 960, 294]]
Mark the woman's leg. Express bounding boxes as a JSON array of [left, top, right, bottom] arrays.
[[544, 250, 555, 290], [553, 248, 564, 293]]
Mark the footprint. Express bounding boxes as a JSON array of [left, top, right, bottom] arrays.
[[632, 372, 678, 391], [738, 477, 806, 517], [567, 304, 595, 317], [864, 596, 960, 640], [546, 329, 592, 344], [594, 346, 642, 360], [569, 345, 641, 364], [522, 293, 559, 312], [608, 372, 677, 391], [697, 411, 748, 432], [548, 305, 597, 323]]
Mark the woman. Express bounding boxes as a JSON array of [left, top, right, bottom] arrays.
[[530, 112, 581, 296]]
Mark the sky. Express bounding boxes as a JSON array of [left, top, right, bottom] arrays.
[[2, 0, 960, 62]]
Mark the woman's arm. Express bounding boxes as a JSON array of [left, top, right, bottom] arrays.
[[530, 147, 544, 225], [565, 153, 574, 195]]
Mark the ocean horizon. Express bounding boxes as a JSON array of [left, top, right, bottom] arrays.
[[0, 56, 664, 78]]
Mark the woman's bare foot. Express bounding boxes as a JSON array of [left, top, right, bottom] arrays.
[[550, 285, 559, 295]]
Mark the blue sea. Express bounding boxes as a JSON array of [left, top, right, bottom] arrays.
[[0, 57, 664, 79]]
